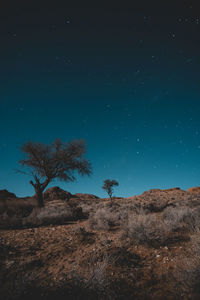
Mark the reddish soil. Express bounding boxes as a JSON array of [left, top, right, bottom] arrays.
[[1, 187, 200, 299]]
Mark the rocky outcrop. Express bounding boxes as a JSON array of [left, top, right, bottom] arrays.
[[74, 193, 99, 200], [127, 188, 190, 212], [187, 187, 200, 194], [0, 190, 16, 200], [44, 186, 72, 201]]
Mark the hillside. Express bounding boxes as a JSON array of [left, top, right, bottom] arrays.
[[0, 187, 200, 299]]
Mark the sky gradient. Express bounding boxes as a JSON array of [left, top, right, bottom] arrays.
[[1, 2, 200, 197]]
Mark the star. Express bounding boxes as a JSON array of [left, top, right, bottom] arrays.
[[134, 70, 140, 77]]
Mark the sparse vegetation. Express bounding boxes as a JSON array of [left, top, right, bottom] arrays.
[[89, 207, 120, 230], [1, 187, 200, 299], [163, 205, 200, 232], [121, 211, 172, 247]]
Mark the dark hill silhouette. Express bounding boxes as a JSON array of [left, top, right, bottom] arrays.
[[0, 189, 16, 200]]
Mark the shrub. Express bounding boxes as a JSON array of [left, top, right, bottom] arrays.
[[88, 208, 120, 230], [121, 212, 172, 247], [23, 204, 74, 226], [162, 206, 199, 232], [66, 253, 116, 299], [85, 253, 116, 299], [169, 234, 200, 297]]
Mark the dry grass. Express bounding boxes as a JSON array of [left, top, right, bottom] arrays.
[[119, 203, 200, 247], [23, 203, 77, 226], [85, 253, 115, 298], [121, 212, 172, 247], [162, 205, 200, 232], [1, 187, 200, 299], [88, 207, 120, 230]]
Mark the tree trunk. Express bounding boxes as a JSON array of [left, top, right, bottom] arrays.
[[35, 188, 44, 207], [30, 178, 51, 208]]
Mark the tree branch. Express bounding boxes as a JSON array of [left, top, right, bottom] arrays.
[[14, 169, 32, 177]]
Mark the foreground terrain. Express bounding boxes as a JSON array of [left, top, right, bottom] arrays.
[[0, 187, 200, 299]]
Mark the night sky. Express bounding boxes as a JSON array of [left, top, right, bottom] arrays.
[[1, 2, 200, 198]]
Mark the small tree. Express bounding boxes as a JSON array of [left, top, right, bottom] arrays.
[[102, 179, 119, 199], [19, 139, 92, 207]]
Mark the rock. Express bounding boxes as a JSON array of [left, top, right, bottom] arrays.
[[44, 186, 72, 201], [0, 190, 16, 200], [74, 193, 99, 200], [187, 187, 200, 194], [163, 187, 181, 192]]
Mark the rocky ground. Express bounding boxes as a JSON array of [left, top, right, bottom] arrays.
[[0, 187, 200, 299]]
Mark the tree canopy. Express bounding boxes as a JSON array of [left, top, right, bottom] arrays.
[[19, 139, 92, 206], [102, 179, 119, 199]]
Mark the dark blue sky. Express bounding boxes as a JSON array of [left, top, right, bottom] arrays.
[[1, 2, 200, 197]]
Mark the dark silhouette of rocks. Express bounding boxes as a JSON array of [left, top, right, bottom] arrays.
[[0, 189, 16, 200]]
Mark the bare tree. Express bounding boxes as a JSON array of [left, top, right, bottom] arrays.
[[19, 139, 92, 207], [102, 179, 119, 199]]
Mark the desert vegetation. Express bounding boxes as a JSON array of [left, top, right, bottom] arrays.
[[102, 179, 119, 199], [1, 141, 200, 299], [18, 139, 91, 207], [1, 187, 200, 299]]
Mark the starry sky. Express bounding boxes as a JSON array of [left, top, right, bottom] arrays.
[[1, 1, 200, 198]]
